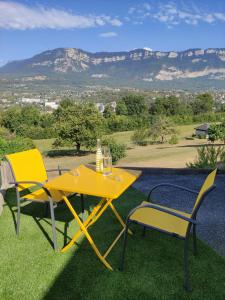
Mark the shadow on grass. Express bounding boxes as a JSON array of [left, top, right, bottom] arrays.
[[5, 188, 94, 249], [45, 149, 94, 158]]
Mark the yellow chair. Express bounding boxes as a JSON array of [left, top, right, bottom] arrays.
[[5, 148, 71, 250], [120, 169, 217, 291]]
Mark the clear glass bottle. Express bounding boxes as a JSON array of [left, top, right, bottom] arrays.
[[96, 139, 103, 173]]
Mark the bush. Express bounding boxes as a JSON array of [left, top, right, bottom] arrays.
[[131, 129, 149, 146], [187, 145, 223, 169], [102, 138, 126, 164], [0, 137, 34, 159], [169, 135, 179, 145]]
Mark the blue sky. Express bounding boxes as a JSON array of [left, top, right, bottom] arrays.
[[0, 0, 225, 65]]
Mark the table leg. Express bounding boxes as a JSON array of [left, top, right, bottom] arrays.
[[61, 194, 113, 270], [61, 197, 105, 253], [108, 201, 133, 235]]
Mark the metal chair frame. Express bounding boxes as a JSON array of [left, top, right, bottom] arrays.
[[7, 163, 71, 251], [120, 182, 216, 292]]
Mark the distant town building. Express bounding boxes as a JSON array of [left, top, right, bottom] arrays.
[[44, 101, 59, 110], [21, 97, 42, 104], [96, 103, 105, 113], [195, 123, 209, 138]]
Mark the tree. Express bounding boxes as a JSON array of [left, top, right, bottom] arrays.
[[131, 129, 149, 146], [208, 122, 225, 144], [116, 100, 128, 115], [55, 102, 104, 152], [191, 93, 214, 115], [149, 116, 176, 143], [2, 107, 21, 132], [150, 96, 191, 116], [103, 104, 115, 118], [120, 95, 148, 116]]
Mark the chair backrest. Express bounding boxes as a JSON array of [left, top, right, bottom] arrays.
[[5, 149, 47, 191], [192, 169, 217, 216]]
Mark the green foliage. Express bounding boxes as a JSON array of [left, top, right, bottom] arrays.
[[187, 145, 223, 169], [191, 93, 214, 115], [150, 96, 191, 116], [2, 105, 56, 139], [118, 95, 148, 116], [0, 136, 34, 159], [208, 122, 225, 143], [0, 127, 13, 140], [106, 115, 149, 132], [102, 138, 126, 164], [169, 135, 179, 145], [55, 102, 104, 152], [2, 106, 21, 132], [131, 129, 149, 146], [149, 116, 176, 143], [116, 100, 128, 115], [103, 104, 115, 118]]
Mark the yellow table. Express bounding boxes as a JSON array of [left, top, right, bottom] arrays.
[[44, 164, 141, 270]]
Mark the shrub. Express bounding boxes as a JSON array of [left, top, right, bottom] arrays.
[[102, 138, 126, 164], [169, 135, 179, 145], [187, 145, 223, 169], [131, 129, 149, 146], [0, 137, 34, 159]]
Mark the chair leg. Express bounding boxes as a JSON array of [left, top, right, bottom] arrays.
[[16, 197, 21, 236], [49, 198, 57, 251], [193, 225, 197, 256], [184, 237, 192, 292], [119, 221, 129, 271]]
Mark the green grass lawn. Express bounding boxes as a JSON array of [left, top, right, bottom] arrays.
[[0, 187, 225, 300]]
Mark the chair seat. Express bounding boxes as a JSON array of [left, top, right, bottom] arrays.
[[130, 201, 191, 238], [21, 188, 71, 202]]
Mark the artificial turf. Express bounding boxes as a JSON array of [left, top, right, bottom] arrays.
[[0, 187, 224, 300]]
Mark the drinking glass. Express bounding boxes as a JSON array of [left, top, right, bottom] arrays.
[[102, 146, 112, 176]]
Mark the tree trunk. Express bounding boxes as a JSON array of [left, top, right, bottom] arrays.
[[76, 143, 81, 153]]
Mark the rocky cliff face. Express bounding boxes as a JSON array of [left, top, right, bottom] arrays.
[[1, 47, 225, 86]]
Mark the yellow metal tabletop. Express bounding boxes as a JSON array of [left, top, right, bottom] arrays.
[[44, 164, 141, 199]]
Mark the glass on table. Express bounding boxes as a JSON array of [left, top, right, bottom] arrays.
[[102, 146, 112, 176], [69, 168, 80, 176]]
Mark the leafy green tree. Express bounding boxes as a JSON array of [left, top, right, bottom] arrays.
[[121, 95, 148, 116], [149, 116, 176, 143], [20, 105, 41, 126], [55, 102, 104, 152], [150, 96, 191, 116], [208, 122, 225, 143], [103, 104, 115, 118], [116, 100, 128, 115], [2, 107, 21, 132], [191, 93, 214, 115], [131, 129, 149, 146]]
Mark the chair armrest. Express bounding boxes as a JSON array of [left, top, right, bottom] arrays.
[[9, 181, 51, 197], [147, 183, 198, 201], [9, 180, 44, 187], [128, 203, 198, 224]]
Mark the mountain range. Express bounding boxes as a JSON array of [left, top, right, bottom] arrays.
[[1, 47, 225, 90]]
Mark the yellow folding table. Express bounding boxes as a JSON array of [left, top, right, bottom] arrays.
[[44, 164, 141, 270]]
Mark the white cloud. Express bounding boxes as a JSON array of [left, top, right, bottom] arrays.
[[128, 1, 225, 27], [99, 32, 118, 38], [0, 1, 122, 30]]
